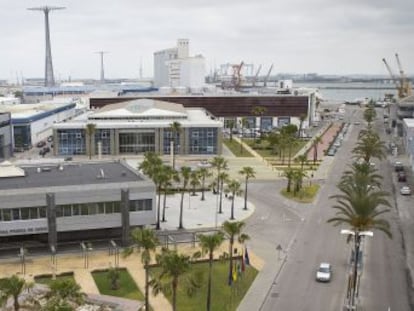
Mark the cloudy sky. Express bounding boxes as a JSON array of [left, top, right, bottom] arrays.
[[1, 0, 413, 80]]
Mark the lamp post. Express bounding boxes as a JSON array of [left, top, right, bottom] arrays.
[[341, 229, 373, 310]]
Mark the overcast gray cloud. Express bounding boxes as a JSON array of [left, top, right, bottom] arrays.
[[1, 0, 413, 81]]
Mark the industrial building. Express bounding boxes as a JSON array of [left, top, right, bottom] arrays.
[[0, 160, 156, 247], [153, 39, 205, 89], [0, 112, 13, 160], [0, 99, 78, 150], [53, 98, 222, 157], [90, 93, 317, 132]]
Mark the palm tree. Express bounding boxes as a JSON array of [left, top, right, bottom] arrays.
[[198, 232, 225, 311], [352, 131, 386, 163], [239, 117, 249, 154], [295, 154, 308, 171], [312, 135, 323, 165], [283, 168, 296, 193], [210, 156, 228, 195], [363, 103, 377, 125], [0, 275, 28, 311], [170, 121, 182, 169], [48, 278, 85, 306], [124, 228, 159, 311], [107, 266, 120, 290], [292, 169, 307, 195], [178, 166, 192, 229], [139, 152, 163, 179], [252, 106, 267, 139], [222, 221, 249, 286], [287, 138, 299, 167], [190, 170, 200, 196], [198, 167, 212, 201], [339, 162, 383, 192], [85, 123, 96, 160], [297, 114, 307, 138], [225, 179, 242, 220], [239, 166, 256, 210], [218, 172, 229, 214], [151, 249, 200, 311]]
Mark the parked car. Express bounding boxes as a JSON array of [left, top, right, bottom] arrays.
[[36, 141, 46, 148], [42, 146, 51, 153], [47, 135, 53, 142], [327, 148, 336, 156], [398, 171, 407, 182], [400, 186, 411, 195], [394, 161, 404, 172], [316, 262, 332, 282]]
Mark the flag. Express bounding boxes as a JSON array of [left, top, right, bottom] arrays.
[[244, 247, 250, 266], [232, 264, 238, 282]]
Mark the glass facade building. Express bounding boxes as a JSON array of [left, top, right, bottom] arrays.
[[57, 129, 86, 155]]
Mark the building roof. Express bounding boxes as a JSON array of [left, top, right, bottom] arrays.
[[0, 161, 143, 190], [403, 118, 414, 128]]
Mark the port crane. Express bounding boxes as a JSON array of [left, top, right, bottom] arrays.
[[263, 64, 274, 87], [252, 65, 262, 87], [231, 61, 244, 90], [382, 54, 412, 99]]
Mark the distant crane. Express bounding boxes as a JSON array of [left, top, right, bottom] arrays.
[[252, 65, 262, 87], [231, 61, 244, 90], [382, 54, 412, 99], [95, 51, 108, 83], [263, 64, 274, 87]]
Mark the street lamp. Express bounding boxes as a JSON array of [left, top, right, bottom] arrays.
[[340, 229, 373, 310]]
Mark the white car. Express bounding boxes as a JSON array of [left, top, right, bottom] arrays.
[[316, 262, 332, 282], [400, 186, 411, 195]]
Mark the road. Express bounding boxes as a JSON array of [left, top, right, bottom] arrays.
[[244, 106, 411, 311]]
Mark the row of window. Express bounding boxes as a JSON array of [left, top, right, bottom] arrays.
[[0, 199, 153, 222]]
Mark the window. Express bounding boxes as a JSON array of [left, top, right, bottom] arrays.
[[80, 204, 89, 215], [98, 202, 105, 214], [63, 205, 72, 217], [29, 207, 39, 219], [39, 207, 47, 218], [72, 204, 80, 216], [88, 203, 97, 215], [12, 209, 20, 220], [21, 208, 30, 220], [2, 209, 11, 221], [113, 202, 121, 213], [129, 199, 152, 211], [56, 206, 63, 218]]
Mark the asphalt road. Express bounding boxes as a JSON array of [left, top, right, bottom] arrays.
[[244, 106, 411, 311]]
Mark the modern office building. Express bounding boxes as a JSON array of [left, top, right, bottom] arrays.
[[0, 112, 13, 160], [153, 39, 206, 88], [0, 160, 155, 247], [53, 98, 222, 157], [89, 93, 317, 132], [0, 99, 78, 150]]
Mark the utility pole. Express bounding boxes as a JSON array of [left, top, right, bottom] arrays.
[[95, 51, 108, 84], [28, 6, 65, 87]]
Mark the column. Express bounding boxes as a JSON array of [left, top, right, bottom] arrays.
[[46, 193, 57, 248], [121, 189, 130, 246]]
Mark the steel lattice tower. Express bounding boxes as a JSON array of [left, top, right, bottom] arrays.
[[28, 6, 65, 87]]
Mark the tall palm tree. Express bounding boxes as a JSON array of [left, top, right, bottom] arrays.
[[153, 165, 172, 230], [85, 123, 96, 160], [225, 179, 242, 220], [239, 166, 256, 210], [352, 131, 386, 163], [218, 172, 229, 214], [170, 121, 182, 169], [312, 135, 323, 165], [283, 168, 296, 193], [210, 156, 228, 196], [363, 103, 377, 125], [190, 170, 201, 196], [151, 249, 196, 311], [223, 221, 249, 286], [46, 278, 85, 307], [178, 166, 192, 229], [227, 119, 236, 141], [198, 232, 225, 311], [139, 152, 163, 179], [198, 167, 212, 201], [124, 228, 159, 311], [292, 169, 307, 195], [287, 138, 299, 167], [0, 275, 29, 311], [339, 162, 383, 193], [295, 154, 308, 171]]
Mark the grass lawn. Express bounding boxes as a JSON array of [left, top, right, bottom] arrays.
[[150, 260, 258, 311], [223, 139, 254, 157], [280, 184, 320, 203], [91, 268, 144, 301], [34, 273, 75, 285], [247, 139, 308, 159]]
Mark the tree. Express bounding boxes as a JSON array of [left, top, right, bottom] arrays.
[[198, 232, 225, 311], [210, 156, 228, 196], [283, 168, 296, 193], [292, 169, 307, 195], [239, 166, 256, 210], [227, 119, 236, 141], [0, 275, 29, 311], [178, 166, 192, 229], [124, 228, 159, 311], [239, 117, 249, 154], [85, 123, 96, 160], [151, 249, 201, 311], [312, 135, 323, 165], [295, 154, 308, 171], [170, 121, 182, 169], [139, 152, 163, 179], [225, 179, 242, 220], [190, 170, 201, 196], [352, 131, 386, 163], [198, 167, 212, 201], [107, 266, 120, 290], [48, 278, 85, 306], [363, 102, 377, 125], [297, 114, 307, 138], [161, 166, 178, 223], [218, 172, 229, 214], [222, 221, 249, 286]]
